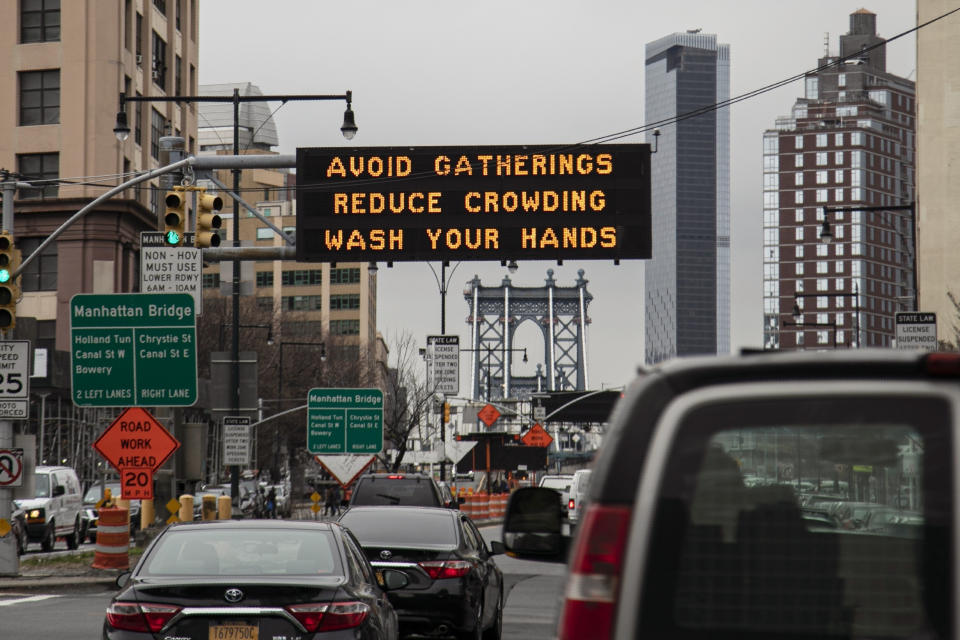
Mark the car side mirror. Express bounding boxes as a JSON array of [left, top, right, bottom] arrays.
[[379, 568, 410, 591], [115, 571, 132, 589], [502, 487, 568, 562], [52, 485, 65, 497], [489, 540, 505, 555]]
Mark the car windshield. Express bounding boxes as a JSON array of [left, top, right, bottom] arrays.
[[83, 483, 121, 504], [351, 478, 439, 506], [139, 527, 343, 577], [340, 510, 457, 549], [34, 474, 50, 498]]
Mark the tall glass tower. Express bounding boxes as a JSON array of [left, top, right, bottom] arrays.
[[644, 32, 730, 364]]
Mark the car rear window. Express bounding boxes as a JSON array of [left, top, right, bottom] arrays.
[[139, 527, 343, 577], [638, 393, 952, 639], [339, 510, 457, 549], [539, 477, 572, 492], [350, 478, 440, 506]]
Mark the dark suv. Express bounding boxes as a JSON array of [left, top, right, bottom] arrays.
[[504, 349, 959, 640], [348, 473, 460, 509]]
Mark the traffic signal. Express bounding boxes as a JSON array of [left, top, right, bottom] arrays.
[[0, 231, 21, 330], [195, 189, 223, 248], [443, 402, 450, 423], [163, 190, 186, 246]]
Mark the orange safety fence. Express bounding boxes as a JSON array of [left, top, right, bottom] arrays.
[[91, 507, 129, 570]]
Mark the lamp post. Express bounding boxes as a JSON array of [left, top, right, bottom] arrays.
[[820, 204, 917, 311], [789, 291, 860, 348], [114, 89, 354, 505], [276, 340, 326, 480], [426, 261, 462, 482]]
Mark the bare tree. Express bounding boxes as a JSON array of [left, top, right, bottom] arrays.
[[378, 332, 438, 472]]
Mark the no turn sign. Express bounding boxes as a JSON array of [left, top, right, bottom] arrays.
[[0, 448, 24, 487]]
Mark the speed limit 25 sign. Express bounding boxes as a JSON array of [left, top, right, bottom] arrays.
[[0, 341, 30, 419], [120, 467, 154, 500]]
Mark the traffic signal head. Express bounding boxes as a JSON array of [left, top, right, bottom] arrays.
[[443, 402, 450, 423], [0, 232, 21, 330], [163, 190, 186, 246], [195, 191, 223, 248]]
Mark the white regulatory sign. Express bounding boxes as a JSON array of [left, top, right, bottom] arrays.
[[895, 312, 937, 350], [426, 335, 459, 396], [0, 448, 24, 487], [0, 341, 30, 418], [140, 231, 203, 314], [222, 416, 251, 466]]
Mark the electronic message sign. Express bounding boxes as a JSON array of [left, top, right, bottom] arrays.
[[296, 144, 651, 263]]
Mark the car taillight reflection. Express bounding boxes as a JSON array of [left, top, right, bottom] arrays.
[[106, 602, 181, 633], [568, 498, 575, 510], [418, 559, 473, 579], [286, 601, 370, 632], [558, 504, 632, 640]]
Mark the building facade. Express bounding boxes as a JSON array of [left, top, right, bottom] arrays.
[[644, 31, 730, 364], [916, 0, 960, 343], [762, 10, 916, 351]]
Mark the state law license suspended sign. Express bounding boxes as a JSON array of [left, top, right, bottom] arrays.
[[295, 144, 651, 263]]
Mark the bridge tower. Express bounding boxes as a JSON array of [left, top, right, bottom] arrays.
[[464, 269, 592, 401]]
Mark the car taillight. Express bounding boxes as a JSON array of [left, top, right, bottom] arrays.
[[568, 498, 575, 510], [106, 602, 181, 632], [386, 474, 405, 479], [418, 559, 473, 579], [286, 601, 370, 632], [925, 352, 960, 376], [558, 504, 632, 640]]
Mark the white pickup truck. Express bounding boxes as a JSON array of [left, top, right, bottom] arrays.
[[504, 349, 957, 640]]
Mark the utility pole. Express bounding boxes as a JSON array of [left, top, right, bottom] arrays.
[[438, 261, 447, 484], [0, 170, 16, 576]]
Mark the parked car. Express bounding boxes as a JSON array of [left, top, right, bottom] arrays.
[[348, 473, 459, 509], [83, 481, 142, 543], [18, 465, 83, 551], [103, 519, 407, 639], [339, 505, 504, 640], [503, 349, 958, 640]]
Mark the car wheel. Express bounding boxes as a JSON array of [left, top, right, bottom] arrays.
[[65, 518, 80, 550], [482, 593, 503, 640], [40, 523, 55, 552]]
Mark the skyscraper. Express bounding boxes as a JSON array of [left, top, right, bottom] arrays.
[[644, 31, 730, 365], [762, 10, 915, 351]]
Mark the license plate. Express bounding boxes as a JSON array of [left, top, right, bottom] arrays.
[[209, 623, 258, 640]]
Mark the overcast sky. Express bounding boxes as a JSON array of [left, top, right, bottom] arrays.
[[198, 1, 919, 391]]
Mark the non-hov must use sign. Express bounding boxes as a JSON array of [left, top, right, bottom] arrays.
[[307, 388, 383, 455], [70, 293, 197, 407]]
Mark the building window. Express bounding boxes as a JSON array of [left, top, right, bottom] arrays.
[[256, 227, 273, 240], [795, 209, 804, 223], [816, 152, 828, 166], [795, 263, 805, 275], [330, 319, 360, 335], [151, 31, 167, 88], [175, 0, 182, 30], [837, 73, 846, 88], [835, 151, 845, 165], [835, 188, 845, 202], [136, 13, 143, 62], [17, 153, 58, 198], [18, 237, 57, 291], [19, 70, 59, 126], [794, 154, 803, 168], [794, 135, 803, 150], [816, 133, 828, 147], [835, 133, 844, 146], [817, 262, 829, 275], [816, 171, 828, 185], [330, 294, 361, 310], [817, 189, 828, 203], [150, 108, 165, 160], [21, 0, 60, 43], [282, 269, 323, 286], [255, 271, 274, 288], [330, 267, 361, 284], [153, 0, 166, 15], [175, 54, 182, 95], [795, 227, 804, 241], [795, 191, 804, 204], [805, 76, 818, 100], [135, 91, 143, 145], [794, 172, 803, 186], [795, 245, 804, 258]]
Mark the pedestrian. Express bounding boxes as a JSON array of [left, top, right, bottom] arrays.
[[266, 486, 277, 519], [323, 486, 336, 517]]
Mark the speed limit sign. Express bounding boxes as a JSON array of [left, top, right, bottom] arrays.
[[0, 341, 30, 418], [120, 467, 154, 500]]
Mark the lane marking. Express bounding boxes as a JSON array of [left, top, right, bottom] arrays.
[[0, 594, 60, 606]]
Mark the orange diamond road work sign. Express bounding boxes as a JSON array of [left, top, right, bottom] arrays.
[[93, 407, 180, 473], [521, 423, 554, 447], [477, 404, 501, 428]]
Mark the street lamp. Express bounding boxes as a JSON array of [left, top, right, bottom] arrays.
[[114, 88, 354, 504]]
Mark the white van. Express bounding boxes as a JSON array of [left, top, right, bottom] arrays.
[[566, 469, 592, 525], [17, 465, 84, 551]]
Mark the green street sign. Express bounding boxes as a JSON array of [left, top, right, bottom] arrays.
[[307, 388, 383, 454], [70, 293, 197, 407]]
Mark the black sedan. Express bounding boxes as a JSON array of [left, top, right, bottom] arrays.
[[339, 506, 505, 640], [103, 519, 407, 639]]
